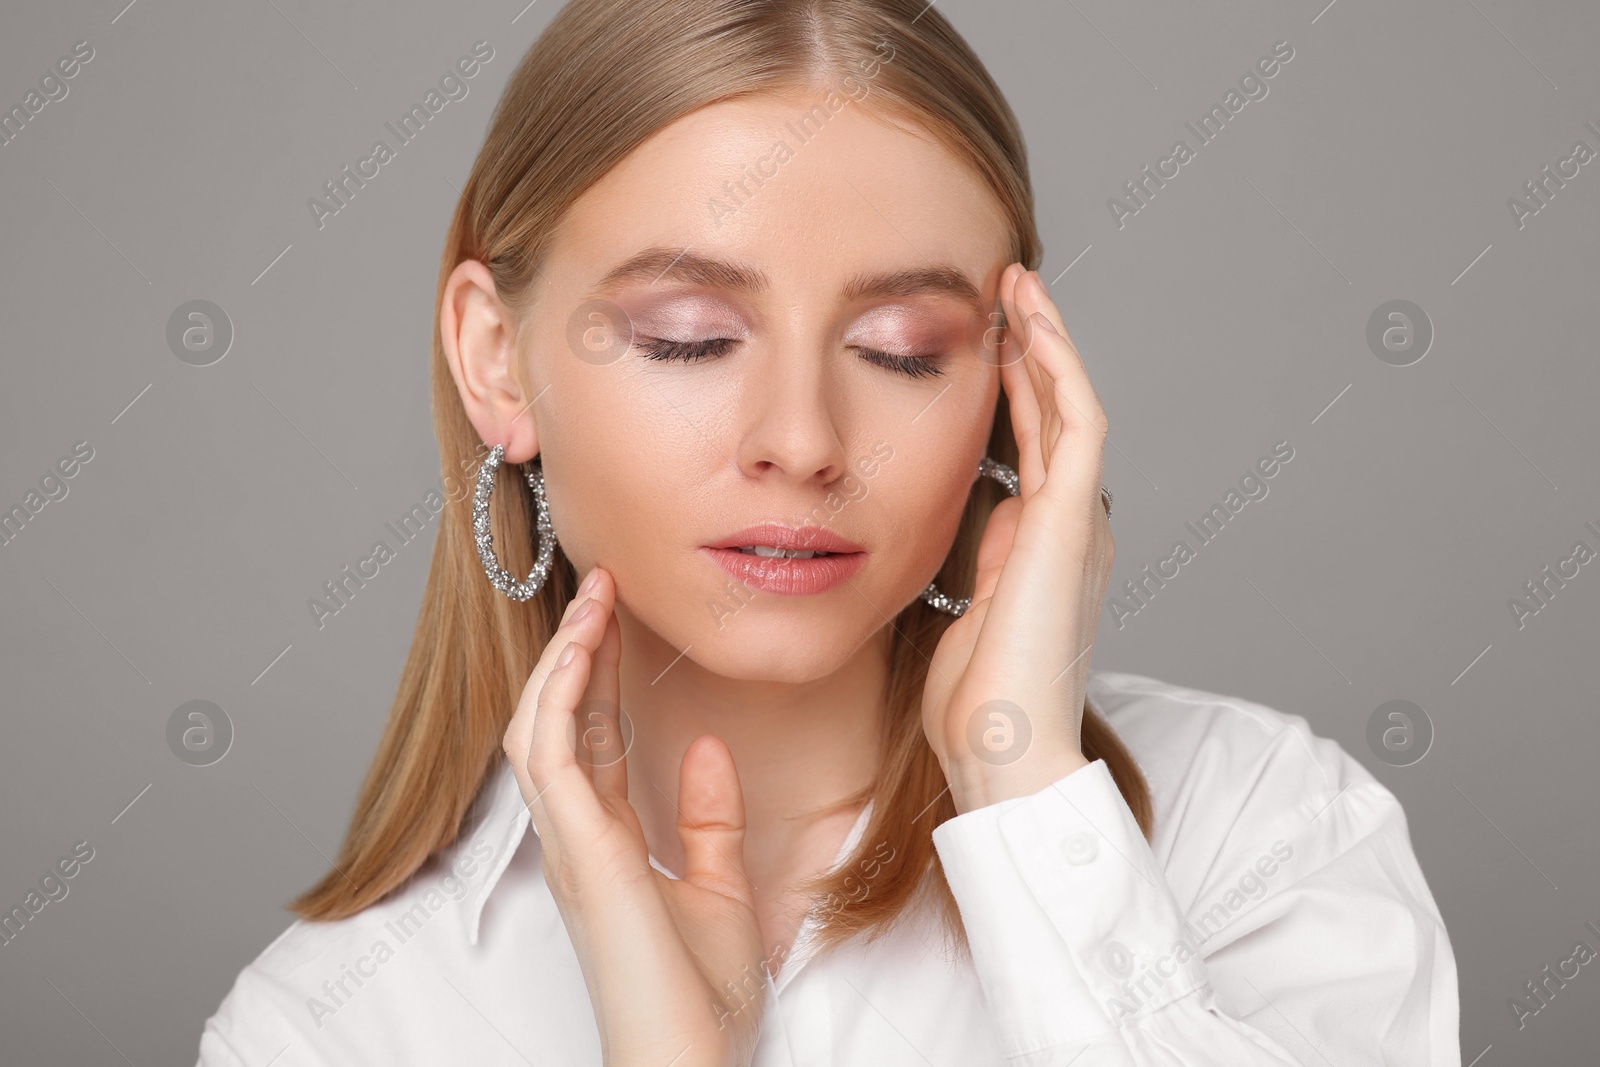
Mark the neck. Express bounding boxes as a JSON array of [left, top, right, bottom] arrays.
[[611, 601, 890, 888]]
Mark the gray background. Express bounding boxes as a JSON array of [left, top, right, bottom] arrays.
[[2, 0, 1595, 1062]]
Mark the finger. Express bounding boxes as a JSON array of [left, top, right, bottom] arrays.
[[1013, 276, 1060, 495], [581, 594, 628, 805], [503, 568, 612, 812], [1008, 268, 1054, 455], [968, 493, 1022, 611], [1029, 312, 1065, 473], [999, 348, 1043, 499], [1028, 268, 1068, 338], [969, 283, 1111, 688], [1028, 311, 1107, 523], [521, 637, 612, 844], [530, 580, 617, 793], [502, 569, 596, 775], [1013, 285, 1062, 476], [998, 266, 1048, 498], [997, 271, 1044, 493], [1017, 275, 1108, 514], [675, 734, 755, 907], [1020, 273, 1104, 437]]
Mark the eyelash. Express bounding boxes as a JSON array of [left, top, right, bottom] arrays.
[[635, 337, 946, 380]]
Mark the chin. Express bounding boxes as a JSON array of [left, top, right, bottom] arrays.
[[690, 609, 873, 683]]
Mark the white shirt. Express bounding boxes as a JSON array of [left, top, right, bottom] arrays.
[[196, 669, 1460, 1065]]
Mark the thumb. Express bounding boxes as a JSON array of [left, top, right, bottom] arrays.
[[675, 734, 754, 906]]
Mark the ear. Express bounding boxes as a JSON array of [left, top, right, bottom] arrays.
[[441, 259, 540, 464]]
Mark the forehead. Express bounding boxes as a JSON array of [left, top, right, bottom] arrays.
[[546, 91, 1012, 293]]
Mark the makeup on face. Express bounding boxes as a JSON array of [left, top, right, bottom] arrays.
[[589, 247, 988, 372], [843, 301, 971, 358], [622, 293, 751, 342], [700, 523, 868, 596], [610, 284, 981, 382]]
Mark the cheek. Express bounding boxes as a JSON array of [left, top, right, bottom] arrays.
[[536, 372, 698, 573], [870, 426, 989, 581]]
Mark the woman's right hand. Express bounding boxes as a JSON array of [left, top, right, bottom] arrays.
[[502, 566, 769, 1067]]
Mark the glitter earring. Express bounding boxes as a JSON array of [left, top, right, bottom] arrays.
[[919, 457, 1113, 617], [473, 443, 557, 602]]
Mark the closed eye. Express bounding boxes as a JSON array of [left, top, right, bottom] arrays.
[[636, 336, 738, 363], [635, 337, 946, 379], [854, 346, 946, 380]]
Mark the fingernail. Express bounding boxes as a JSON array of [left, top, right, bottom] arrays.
[[1031, 311, 1059, 335], [577, 568, 598, 596], [557, 642, 577, 668], [572, 599, 597, 624]]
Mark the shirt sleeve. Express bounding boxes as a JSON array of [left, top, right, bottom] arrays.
[[195, 1022, 252, 1067], [930, 756, 1460, 1066]]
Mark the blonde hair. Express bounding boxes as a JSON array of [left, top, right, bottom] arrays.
[[291, 0, 1152, 962]]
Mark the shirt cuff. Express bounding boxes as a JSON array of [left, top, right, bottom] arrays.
[[932, 757, 1208, 1057]]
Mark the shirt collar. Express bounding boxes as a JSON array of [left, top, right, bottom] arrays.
[[456, 754, 533, 946], [453, 753, 878, 947]]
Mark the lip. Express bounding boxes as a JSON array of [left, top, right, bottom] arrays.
[[700, 546, 867, 596], [704, 524, 865, 554], [701, 523, 867, 597]]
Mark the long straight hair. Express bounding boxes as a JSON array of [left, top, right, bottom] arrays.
[[291, 0, 1152, 961]]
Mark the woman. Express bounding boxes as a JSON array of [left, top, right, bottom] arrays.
[[197, 0, 1460, 1063]]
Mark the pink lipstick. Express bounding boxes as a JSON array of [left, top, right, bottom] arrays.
[[701, 524, 866, 596]]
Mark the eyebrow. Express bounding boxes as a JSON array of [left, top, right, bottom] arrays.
[[589, 246, 986, 317]]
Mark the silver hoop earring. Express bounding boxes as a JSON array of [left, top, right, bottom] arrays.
[[918, 457, 1113, 617], [473, 443, 557, 602]]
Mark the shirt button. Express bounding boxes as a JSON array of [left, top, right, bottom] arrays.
[[1101, 940, 1134, 979], [1062, 831, 1097, 865]]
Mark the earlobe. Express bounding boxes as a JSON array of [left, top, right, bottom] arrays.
[[441, 259, 541, 464]]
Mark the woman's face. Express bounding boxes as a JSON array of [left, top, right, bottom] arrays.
[[481, 89, 1013, 681]]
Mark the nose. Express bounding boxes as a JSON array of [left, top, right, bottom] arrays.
[[733, 332, 850, 488]]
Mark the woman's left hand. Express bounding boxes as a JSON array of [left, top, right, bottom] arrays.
[[920, 263, 1114, 814]]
